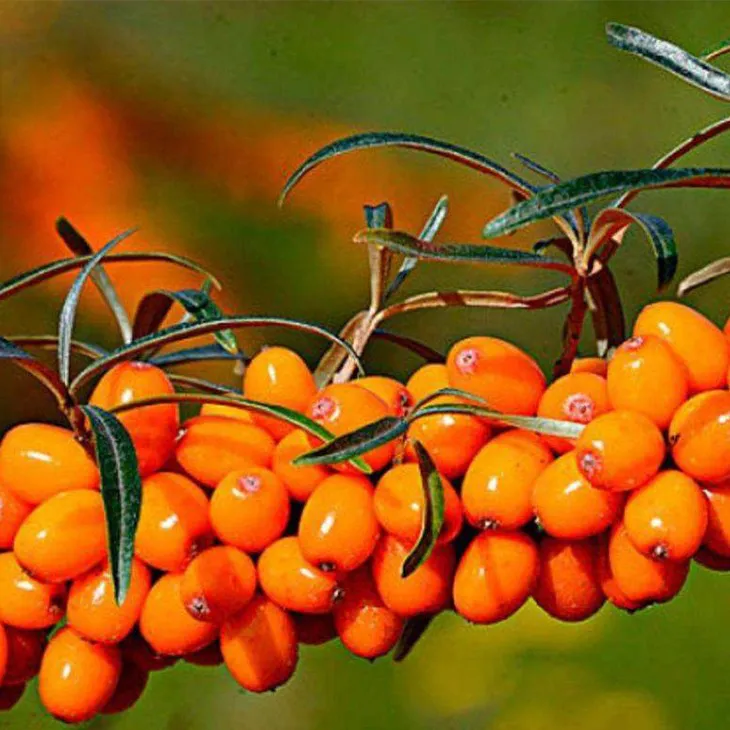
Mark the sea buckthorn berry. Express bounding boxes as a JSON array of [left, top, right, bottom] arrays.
[[453, 530, 539, 624], [0, 423, 99, 504], [624, 470, 708, 562], [694, 546, 730, 572], [176, 415, 276, 488], [575, 410, 665, 492], [0, 483, 32, 549], [294, 613, 337, 646], [355, 376, 414, 417], [210, 467, 290, 553], [299, 474, 380, 572], [14, 490, 107, 583], [532, 452, 624, 539], [703, 482, 730, 557], [669, 391, 730, 484], [371, 535, 455, 618], [272, 429, 332, 502], [258, 537, 341, 614], [570, 357, 608, 377], [307, 383, 394, 472], [607, 523, 689, 606], [200, 402, 254, 423], [183, 642, 224, 667], [0, 624, 6, 685], [405, 396, 490, 480], [374, 463, 462, 544], [220, 594, 298, 693], [67, 559, 152, 644], [633, 301, 730, 394], [135, 472, 212, 572], [606, 335, 689, 430], [101, 660, 149, 715], [596, 535, 643, 611], [446, 336, 546, 415], [243, 346, 317, 440], [0, 684, 25, 711], [537, 373, 610, 453], [462, 430, 553, 530], [333, 567, 404, 659], [180, 546, 257, 624], [139, 573, 219, 657], [39, 627, 122, 723], [405, 363, 449, 402], [725, 316, 730, 341], [120, 632, 178, 673], [90, 361, 180, 477], [2, 627, 46, 686], [532, 537, 605, 622]]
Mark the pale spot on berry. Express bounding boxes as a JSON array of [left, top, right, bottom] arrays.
[[564, 393, 595, 423], [579, 451, 601, 480], [311, 396, 338, 421], [238, 475, 262, 494], [456, 348, 479, 375], [622, 336, 645, 352]]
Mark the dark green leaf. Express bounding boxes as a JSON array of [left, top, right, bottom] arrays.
[[512, 152, 561, 184], [677, 257, 730, 295], [393, 614, 435, 662], [364, 202, 393, 229], [167, 374, 242, 395], [313, 311, 368, 389], [371, 330, 444, 363], [80, 405, 141, 606], [150, 345, 248, 368], [532, 236, 574, 260]]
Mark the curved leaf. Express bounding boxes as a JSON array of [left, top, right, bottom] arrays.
[[149, 344, 248, 369], [412, 386, 489, 412], [80, 405, 141, 606], [677, 257, 730, 295], [532, 236, 574, 260], [606, 23, 730, 101], [586, 267, 626, 357], [371, 330, 444, 363], [167, 373, 242, 395], [512, 152, 560, 184], [8, 336, 107, 361], [314, 310, 368, 389], [394, 614, 435, 662]]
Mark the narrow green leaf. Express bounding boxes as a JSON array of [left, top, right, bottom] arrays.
[[677, 257, 730, 295], [80, 405, 141, 606], [393, 614, 435, 662], [167, 374, 242, 395], [8, 336, 107, 360], [512, 152, 561, 184], [364, 202, 393, 229], [412, 386, 489, 412], [401, 441, 445, 578], [313, 311, 368, 389], [150, 344, 248, 369], [371, 329, 444, 363], [532, 236, 574, 260]]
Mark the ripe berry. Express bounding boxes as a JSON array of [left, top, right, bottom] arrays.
[[272, 429, 332, 502], [462, 429, 553, 530], [210, 467, 290, 553], [446, 336, 546, 415], [1, 626, 45, 686], [0, 423, 99, 504], [120, 632, 178, 673], [101, 660, 149, 715], [575, 410, 665, 491], [200, 402, 254, 422], [355, 376, 414, 417], [294, 613, 337, 646], [0, 483, 32, 549], [0, 684, 25, 711], [453, 530, 539, 624], [596, 535, 643, 611], [570, 357, 608, 377], [405, 363, 449, 402], [220, 594, 298, 692], [183, 642, 224, 667], [299, 474, 380, 572], [702, 482, 730, 557]]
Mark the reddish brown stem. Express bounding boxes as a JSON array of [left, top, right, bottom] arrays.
[[553, 280, 588, 378]]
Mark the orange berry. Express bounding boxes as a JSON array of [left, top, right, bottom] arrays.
[[694, 546, 730, 572], [139, 573, 218, 656], [90, 361, 179, 477], [0, 423, 98, 504], [703, 482, 730, 557], [180, 546, 256, 624], [446, 336, 546, 415], [453, 530, 538, 624], [101, 660, 149, 715], [220, 594, 298, 693], [570, 357, 608, 377], [0, 684, 25, 710], [176, 415, 276, 488], [634, 301, 729, 393], [0, 483, 32, 549], [669, 390, 730, 484], [120, 632, 178, 673], [299, 474, 380, 572], [200, 402, 253, 423], [243, 346, 317, 440], [294, 613, 337, 646], [532, 452, 624, 539], [575, 410, 665, 491], [14, 490, 107, 583], [354, 376, 414, 417], [374, 463, 462, 544], [2, 627, 45, 686], [135, 472, 212, 572], [39, 627, 121, 723], [532, 537, 605, 622], [67, 558, 152, 644], [258, 537, 341, 614], [272, 429, 332, 502], [333, 567, 404, 659], [405, 363, 449, 402], [725, 315, 730, 341], [210, 467, 290, 553], [624, 470, 708, 561], [607, 523, 689, 606], [462, 430, 553, 530], [183, 642, 224, 667], [596, 535, 643, 611], [371, 535, 455, 618], [308, 383, 394, 472]]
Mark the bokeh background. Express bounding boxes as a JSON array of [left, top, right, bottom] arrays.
[[1, 2, 729, 729]]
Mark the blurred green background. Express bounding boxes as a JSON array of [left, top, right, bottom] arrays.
[[1, 2, 729, 729]]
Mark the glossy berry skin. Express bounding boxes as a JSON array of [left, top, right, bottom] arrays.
[[624, 470, 708, 561], [634, 301, 730, 394], [532, 537, 605, 622], [294, 613, 337, 646], [355, 376, 414, 417], [220, 594, 298, 693], [462, 430, 553, 530], [575, 410, 665, 492], [139, 573, 218, 657], [67, 559, 152, 644], [537, 372, 610, 453], [101, 660, 149, 715], [2, 627, 46, 686], [273, 429, 331, 502], [210, 467, 290, 553], [371, 535, 455, 618], [606, 335, 689, 430], [570, 357, 608, 377], [596, 535, 643, 611], [0, 483, 32, 549], [405, 363, 449, 402], [333, 567, 404, 659], [199, 402, 254, 423], [180, 546, 257, 624], [0, 423, 99, 504], [176, 415, 276, 488], [447, 336, 546, 415], [135, 472, 212, 572], [453, 530, 539, 624], [39, 627, 122, 723], [183, 642, 224, 667], [120, 633, 178, 673], [90, 361, 179, 477], [532, 452, 624, 539], [702, 482, 730, 557], [299, 474, 380, 572]]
